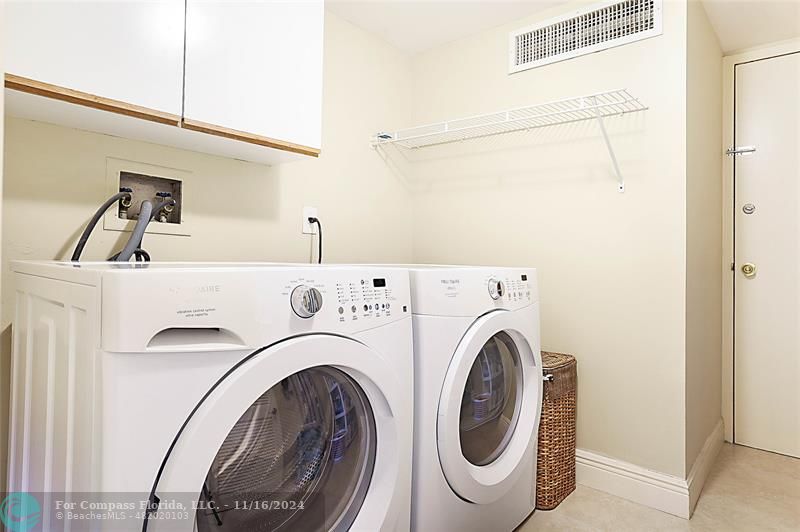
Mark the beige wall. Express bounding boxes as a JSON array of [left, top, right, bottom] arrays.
[[406, 0, 690, 476], [685, 0, 723, 475]]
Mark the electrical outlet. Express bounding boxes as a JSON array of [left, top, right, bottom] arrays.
[[302, 207, 318, 234]]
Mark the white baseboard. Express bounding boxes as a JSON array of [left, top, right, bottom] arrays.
[[576, 449, 690, 518], [687, 419, 725, 515], [575, 419, 724, 519]]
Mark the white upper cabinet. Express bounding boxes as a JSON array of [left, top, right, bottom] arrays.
[[183, 0, 324, 154], [3, 0, 323, 161], [4, 0, 185, 118]]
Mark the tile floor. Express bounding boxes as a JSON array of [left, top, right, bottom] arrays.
[[519, 443, 800, 531]]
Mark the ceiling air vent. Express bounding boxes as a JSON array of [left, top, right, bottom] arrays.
[[509, 0, 663, 73]]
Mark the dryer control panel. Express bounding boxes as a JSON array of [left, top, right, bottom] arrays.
[[499, 274, 535, 304], [409, 266, 538, 317]]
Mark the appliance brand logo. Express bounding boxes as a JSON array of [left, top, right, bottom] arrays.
[[199, 285, 221, 294]]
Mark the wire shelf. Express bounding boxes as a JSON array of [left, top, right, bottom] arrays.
[[372, 89, 646, 192], [373, 89, 646, 149]]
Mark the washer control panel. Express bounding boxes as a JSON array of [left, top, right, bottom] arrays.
[[283, 273, 407, 324], [99, 265, 411, 351], [487, 277, 506, 300], [333, 277, 401, 323], [290, 285, 323, 318]]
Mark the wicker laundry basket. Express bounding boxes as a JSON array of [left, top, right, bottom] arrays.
[[536, 351, 577, 510]]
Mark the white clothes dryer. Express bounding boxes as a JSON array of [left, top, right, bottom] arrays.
[[7, 262, 413, 532], [407, 266, 542, 532]]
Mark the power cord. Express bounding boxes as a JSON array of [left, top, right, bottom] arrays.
[[308, 217, 322, 264]]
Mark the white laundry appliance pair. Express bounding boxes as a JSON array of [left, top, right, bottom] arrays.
[[8, 262, 413, 532], [8, 261, 542, 532]]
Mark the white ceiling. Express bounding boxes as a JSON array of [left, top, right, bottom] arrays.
[[702, 0, 800, 53], [326, 0, 570, 54], [328, 0, 800, 56]]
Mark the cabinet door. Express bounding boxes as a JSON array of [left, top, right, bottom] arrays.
[[4, 0, 184, 117], [184, 0, 323, 156]]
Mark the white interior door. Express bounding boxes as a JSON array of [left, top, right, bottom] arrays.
[[734, 51, 800, 458]]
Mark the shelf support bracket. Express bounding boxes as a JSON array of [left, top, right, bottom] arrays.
[[589, 98, 625, 193]]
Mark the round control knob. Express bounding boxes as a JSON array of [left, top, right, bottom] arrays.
[[291, 285, 323, 318], [488, 278, 505, 300]]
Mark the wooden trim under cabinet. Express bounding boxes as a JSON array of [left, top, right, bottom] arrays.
[[4, 73, 181, 126], [181, 118, 320, 158], [5, 73, 321, 158]]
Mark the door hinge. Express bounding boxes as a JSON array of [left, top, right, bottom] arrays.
[[731, 262, 735, 271], [726, 146, 756, 156]]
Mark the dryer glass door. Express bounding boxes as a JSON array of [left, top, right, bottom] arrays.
[[437, 309, 541, 505], [196, 366, 376, 532], [459, 331, 521, 466]]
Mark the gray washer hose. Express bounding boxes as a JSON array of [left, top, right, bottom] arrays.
[[116, 200, 153, 262], [151, 198, 176, 221]]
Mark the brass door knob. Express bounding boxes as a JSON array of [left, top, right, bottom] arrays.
[[741, 263, 757, 278]]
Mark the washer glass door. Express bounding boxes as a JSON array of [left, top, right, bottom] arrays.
[[144, 335, 399, 532], [197, 367, 376, 531]]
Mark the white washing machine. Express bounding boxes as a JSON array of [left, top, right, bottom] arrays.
[[408, 266, 542, 532], [8, 261, 413, 532]]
